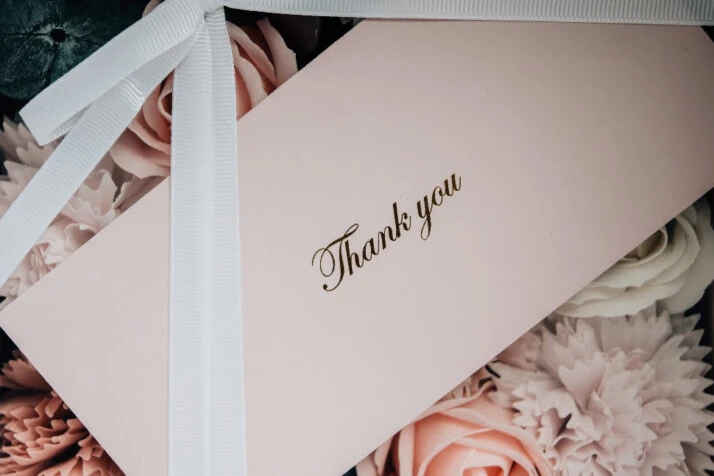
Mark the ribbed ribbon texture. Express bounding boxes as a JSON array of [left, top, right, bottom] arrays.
[[0, 0, 711, 475]]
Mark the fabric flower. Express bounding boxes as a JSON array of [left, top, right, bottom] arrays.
[[497, 326, 543, 372], [0, 393, 87, 475], [0, 350, 51, 391], [109, 0, 298, 178], [0, 118, 157, 308], [37, 435, 122, 476], [557, 201, 714, 318], [356, 437, 395, 476], [0, 352, 122, 475], [356, 371, 553, 476], [0, 0, 145, 100], [491, 310, 714, 475], [0, 120, 49, 169]]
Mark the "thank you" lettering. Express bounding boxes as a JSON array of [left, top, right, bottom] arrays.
[[312, 173, 462, 292]]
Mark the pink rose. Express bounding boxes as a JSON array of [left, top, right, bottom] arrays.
[[356, 375, 552, 476], [109, 2, 298, 178]]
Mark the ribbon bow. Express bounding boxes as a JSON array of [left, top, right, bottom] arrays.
[[0, 0, 247, 473], [0, 1, 245, 473], [0, 0, 710, 475]]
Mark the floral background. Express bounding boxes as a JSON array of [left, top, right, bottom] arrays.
[[0, 2, 712, 475], [0, 1, 357, 474], [350, 198, 714, 476]]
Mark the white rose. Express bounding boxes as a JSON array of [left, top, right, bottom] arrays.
[[557, 199, 714, 318]]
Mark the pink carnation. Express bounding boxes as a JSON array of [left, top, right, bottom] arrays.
[[0, 119, 158, 307], [0, 352, 122, 475], [491, 310, 714, 475]]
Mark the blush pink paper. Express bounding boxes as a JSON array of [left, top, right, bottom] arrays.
[[2, 20, 714, 476]]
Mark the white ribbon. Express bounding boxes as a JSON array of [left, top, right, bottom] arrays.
[[0, 0, 711, 475]]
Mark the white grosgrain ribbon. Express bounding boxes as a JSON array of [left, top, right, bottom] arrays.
[[0, 1, 247, 475], [0, 1, 711, 476]]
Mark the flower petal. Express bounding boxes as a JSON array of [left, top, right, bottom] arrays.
[[661, 200, 714, 314], [258, 18, 299, 85], [110, 130, 171, 178]]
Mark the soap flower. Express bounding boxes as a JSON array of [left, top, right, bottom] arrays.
[[491, 310, 714, 475], [0, 0, 145, 100], [557, 201, 714, 318], [0, 118, 158, 308], [496, 325, 543, 372], [0, 352, 122, 475], [356, 370, 553, 476], [37, 436, 123, 476], [0, 393, 87, 475], [109, 0, 298, 178]]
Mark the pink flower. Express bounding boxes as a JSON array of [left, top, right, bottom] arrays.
[[0, 119, 157, 308], [37, 436, 123, 476], [356, 438, 395, 476], [0, 120, 55, 217], [0, 393, 87, 475], [491, 310, 714, 475], [0, 351, 51, 391], [0, 352, 122, 475], [497, 327, 542, 372], [356, 372, 553, 476], [109, 2, 298, 178]]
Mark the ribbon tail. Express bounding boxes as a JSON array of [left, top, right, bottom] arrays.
[[206, 8, 248, 476], [169, 23, 212, 476], [0, 40, 193, 292], [169, 9, 246, 476]]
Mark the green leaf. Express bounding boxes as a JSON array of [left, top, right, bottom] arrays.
[[0, 0, 146, 100]]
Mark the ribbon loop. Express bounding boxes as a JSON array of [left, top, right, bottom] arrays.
[[0, 30, 196, 292], [19, 0, 206, 145]]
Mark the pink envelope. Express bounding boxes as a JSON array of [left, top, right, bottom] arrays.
[[2, 20, 714, 476]]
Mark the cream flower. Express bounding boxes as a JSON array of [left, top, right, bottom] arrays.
[[0, 119, 155, 308], [491, 311, 714, 475], [557, 201, 714, 318]]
